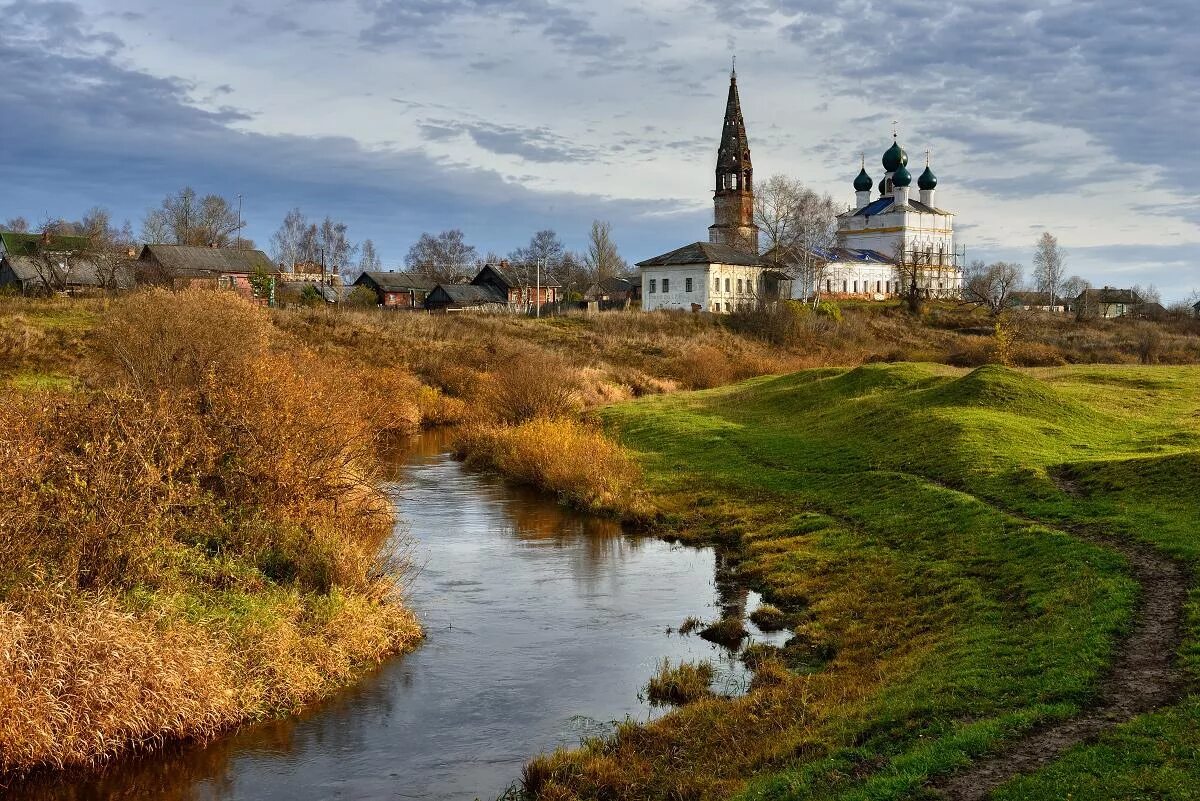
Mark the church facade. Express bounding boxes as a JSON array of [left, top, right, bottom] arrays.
[[800, 141, 963, 300], [638, 68, 776, 314], [639, 68, 964, 311]]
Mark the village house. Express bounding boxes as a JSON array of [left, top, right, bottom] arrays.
[[472, 263, 561, 312], [0, 231, 134, 295], [136, 244, 276, 296], [424, 283, 507, 313], [1075, 287, 1142, 319], [353, 271, 438, 309], [583, 275, 640, 310]]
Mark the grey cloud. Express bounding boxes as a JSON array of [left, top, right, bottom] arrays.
[[464, 123, 597, 163]]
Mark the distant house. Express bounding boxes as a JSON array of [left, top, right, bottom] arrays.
[[471, 263, 561, 311], [1194, 299, 1200, 319], [584, 276, 640, 310], [1007, 291, 1073, 314], [353, 271, 438, 309], [424, 284, 507, 313], [276, 280, 344, 306], [1129, 301, 1168, 321], [1076, 287, 1142, 319], [0, 231, 133, 295], [137, 244, 276, 296]]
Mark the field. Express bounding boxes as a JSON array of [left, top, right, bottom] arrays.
[[523, 363, 1200, 800]]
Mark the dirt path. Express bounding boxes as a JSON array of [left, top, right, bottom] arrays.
[[932, 528, 1188, 800]]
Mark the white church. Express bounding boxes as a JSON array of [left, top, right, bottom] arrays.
[[638, 69, 964, 312]]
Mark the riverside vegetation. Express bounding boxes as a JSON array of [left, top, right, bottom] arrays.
[[2, 292, 1198, 794]]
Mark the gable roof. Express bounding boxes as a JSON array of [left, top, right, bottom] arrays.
[[1008, 291, 1069, 307], [636, 241, 766, 268], [1, 231, 91, 256], [428, 283, 506, 306], [2, 254, 135, 289], [1079, 287, 1142, 306], [474, 263, 563, 289], [139, 244, 274, 276], [355, 270, 439, 292]]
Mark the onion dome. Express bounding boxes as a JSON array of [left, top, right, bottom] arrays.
[[918, 165, 938, 190], [892, 164, 912, 187], [878, 178, 887, 195], [854, 166, 873, 192], [882, 139, 908, 172]]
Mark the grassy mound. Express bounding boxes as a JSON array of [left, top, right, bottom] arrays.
[[519, 363, 1200, 800]]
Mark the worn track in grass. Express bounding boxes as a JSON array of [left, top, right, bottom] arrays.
[[931, 526, 1188, 800]]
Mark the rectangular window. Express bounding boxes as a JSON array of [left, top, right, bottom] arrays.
[[724, 302, 731, 312], [685, 277, 693, 292], [826, 279, 832, 293], [853, 281, 858, 293], [649, 279, 656, 294], [843, 280, 848, 292], [725, 278, 730, 292], [662, 278, 670, 292], [714, 275, 720, 291], [737, 278, 743, 293], [876, 281, 882, 292]]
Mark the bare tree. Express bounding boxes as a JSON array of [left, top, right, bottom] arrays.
[[754, 174, 837, 302], [509, 229, 566, 285], [1061, 274, 1090, 306], [270, 208, 315, 271], [1131, 284, 1162, 305], [406, 229, 478, 282], [964, 260, 1024, 316], [584, 220, 627, 282], [142, 187, 240, 247], [893, 241, 940, 315], [316, 216, 357, 276], [358, 239, 382, 277], [4, 216, 29, 233], [1032, 232, 1066, 309]]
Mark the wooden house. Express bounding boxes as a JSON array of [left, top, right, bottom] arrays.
[[471, 263, 561, 311], [353, 271, 438, 309], [1075, 287, 1142, 319], [424, 283, 507, 313], [583, 276, 640, 310], [137, 244, 276, 296], [0, 231, 133, 295]]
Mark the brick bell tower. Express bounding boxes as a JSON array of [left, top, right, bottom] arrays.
[[708, 62, 759, 254]]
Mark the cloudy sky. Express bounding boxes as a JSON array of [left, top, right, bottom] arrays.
[[2, 0, 1197, 298]]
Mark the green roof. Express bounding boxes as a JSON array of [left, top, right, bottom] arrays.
[[0, 231, 92, 256]]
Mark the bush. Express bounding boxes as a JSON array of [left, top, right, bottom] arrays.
[[345, 285, 378, 309], [489, 348, 581, 423], [699, 616, 748, 648], [644, 659, 714, 706], [749, 603, 788, 632], [725, 302, 803, 346]]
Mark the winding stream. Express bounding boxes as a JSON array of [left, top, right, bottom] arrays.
[[14, 431, 782, 801]]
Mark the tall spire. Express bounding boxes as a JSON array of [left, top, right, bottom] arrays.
[[709, 66, 758, 253]]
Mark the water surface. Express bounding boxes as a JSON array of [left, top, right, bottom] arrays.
[[15, 432, 780, 801]]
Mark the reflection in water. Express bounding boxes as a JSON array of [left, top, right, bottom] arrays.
[[12, 432, 778, 801]]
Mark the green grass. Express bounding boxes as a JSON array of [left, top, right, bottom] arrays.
[[524, 363, 1200, 800]]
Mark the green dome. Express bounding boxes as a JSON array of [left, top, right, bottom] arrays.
[[878, 178, 887, 195], [918, 165, 938, 190], [892, 165, 912, 187], [854, 167, 873, 192], [882, 140, 908, 172]]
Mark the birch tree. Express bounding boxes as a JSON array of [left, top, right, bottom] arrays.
[[1032, 232, 1066, 309]]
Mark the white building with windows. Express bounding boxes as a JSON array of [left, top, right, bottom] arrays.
[[794, 140, 963, 300], [638, 242, 767, 313]]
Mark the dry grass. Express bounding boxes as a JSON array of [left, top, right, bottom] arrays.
[[453, 417, 649, 517], [644, 659, 714, 707], [0, 290, 422, 778]]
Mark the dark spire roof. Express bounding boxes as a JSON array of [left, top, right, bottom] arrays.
[[716, 69, 751, 179]]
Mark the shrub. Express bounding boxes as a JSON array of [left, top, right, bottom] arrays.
[[489, 347, 581, 423], [749, 603, 788, 632], [814, 301, 842, 322], [345, 285, 378, 309], [454, 418, 647, 516], [725, 302, 803, 346], [644, 659, 714, 706], [699, 616, 748, 648]]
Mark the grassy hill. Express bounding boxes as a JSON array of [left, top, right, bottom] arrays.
[[525, 363, 1200, 800]]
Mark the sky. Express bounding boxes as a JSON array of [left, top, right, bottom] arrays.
[[1, 0, 1198, 300]]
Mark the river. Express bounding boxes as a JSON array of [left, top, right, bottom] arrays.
[[13, 431, 783, 801]]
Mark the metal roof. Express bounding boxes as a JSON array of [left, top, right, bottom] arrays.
[[429, 284, 506, 305], [847, 196, 951, 217], [475, 263, 562, 289], [2, 255, 134, 289], [139, 244, 275, 275], [636, 241, 766, 268], [355, 270, 439, 292]]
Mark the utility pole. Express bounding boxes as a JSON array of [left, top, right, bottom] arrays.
[[236, 194, 244, 250], [536, 258, 542, 318]]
